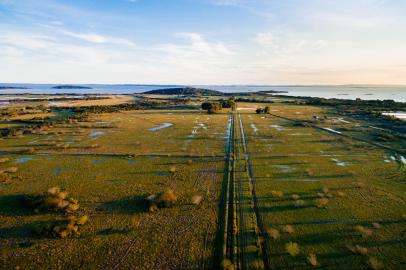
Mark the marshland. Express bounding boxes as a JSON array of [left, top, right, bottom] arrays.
[[0, 89, 405, 269]]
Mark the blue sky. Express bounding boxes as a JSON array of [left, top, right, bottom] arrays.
[[1, 0, 406, 84]]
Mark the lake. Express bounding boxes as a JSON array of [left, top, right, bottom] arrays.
[[0, 84, 406, 102]]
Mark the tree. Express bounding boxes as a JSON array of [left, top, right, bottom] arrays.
[[201, 102, 222, 114]]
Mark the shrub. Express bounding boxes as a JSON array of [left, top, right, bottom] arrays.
[[221, 259, 234, 270], [336, 191, 346, 197], [315, 198, 329, 208], [307, 253, 318, 267], [201, 102, 222, 113], [0, 172, 12, 183], [372, 222, 381, 229], [33, 215, 89, 239], [221, 99, 237, 110], [294, 200, 305, 208], [355, 225, 373, 237], [268, 228, 280, 239], [283, 224, 294, 234], [353, 181, 365, 188], [5, 167, 18, 173], [291, 194, 300, 200], [256, 108, 265, 114], [368, 257, 383, 270], [0, 158, 10, 163], [285, 242, 300, 256], [271, 190, 284, 198], [169, 166, 176, 173], [25, 187, 80, 214], [146, 189, 177, 212], [191, 195, 203, 205]]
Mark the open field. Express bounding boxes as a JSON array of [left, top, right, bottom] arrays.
[[1, 95, 405, 269]]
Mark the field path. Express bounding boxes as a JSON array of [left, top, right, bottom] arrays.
[[215, 113, 269, 270]]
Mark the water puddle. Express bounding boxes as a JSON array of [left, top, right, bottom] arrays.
[[90, 131, 106, 138], [382, 112, 406, 120], [270, 125, 285, 131], [331, 158, 347, 166], [149, 123, 173, 131], [48, 101, 64, 106], [251, 123, 258, 134], [53, 167, 63, 175], [128, 160, 138, 164], [155, 171, 169, 176], [15, 157, 34, 163], [272, 165, 296, 173], [237, 107, 257, 111], [337, 118, 350, 124], [289, 133, 311, 136], [322, 127, 342, 134], [294, 219, 354, 225]]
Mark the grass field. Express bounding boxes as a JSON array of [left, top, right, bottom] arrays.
[[238, 106, 406, 269], [1, 97, 405, 269]]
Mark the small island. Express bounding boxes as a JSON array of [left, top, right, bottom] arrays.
[[0, 86, 30, 90], [52, 85, 92, 89], [143, 87, 222, 96]]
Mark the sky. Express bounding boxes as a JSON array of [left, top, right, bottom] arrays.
[[1, 0, 406, 85]]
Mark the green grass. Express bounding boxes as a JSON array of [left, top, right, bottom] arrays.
[[1, 98, 405, 269], [0, 109, 228, 269], [239, 106, 406, 269]]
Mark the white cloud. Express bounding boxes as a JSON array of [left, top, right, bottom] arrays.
[[175, 32, 234, 55], [255, 32, 274, 47]]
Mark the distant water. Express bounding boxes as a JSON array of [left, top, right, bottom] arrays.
[[0, 83, 406, 102]]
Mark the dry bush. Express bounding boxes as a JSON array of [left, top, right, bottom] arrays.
[[372, 222, 381, 229], [33, 215, 89, 239], [271, 190, 284, 198], [291, 194, 300, 200], [0, 172, 12, 183], [353, 181, 365, 188], [314, 198, 329, 208], [282, 225, 295, 234], [25, 187, 80, 214], [285, 242, 300, 256], [146, 189, 177, 212], [348, 244, 368, 255], [186, 159, 193, 165], [169, 166, 177, 173], [191, 195, 203, 205], [221, 259, 235, 270], [306, 168, 314, 176], [322, 187, 329, 194], [294, 200, 305, 208], [0, 158, 10, 163], [5, 167, 18, 173], [307, 253, 318, 267], [268, 228, 280, 239], [355, 225, 373, 237], [336, 191, 346, 197], [368, 257, 383, 270], [23, 147, 36, 154]]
